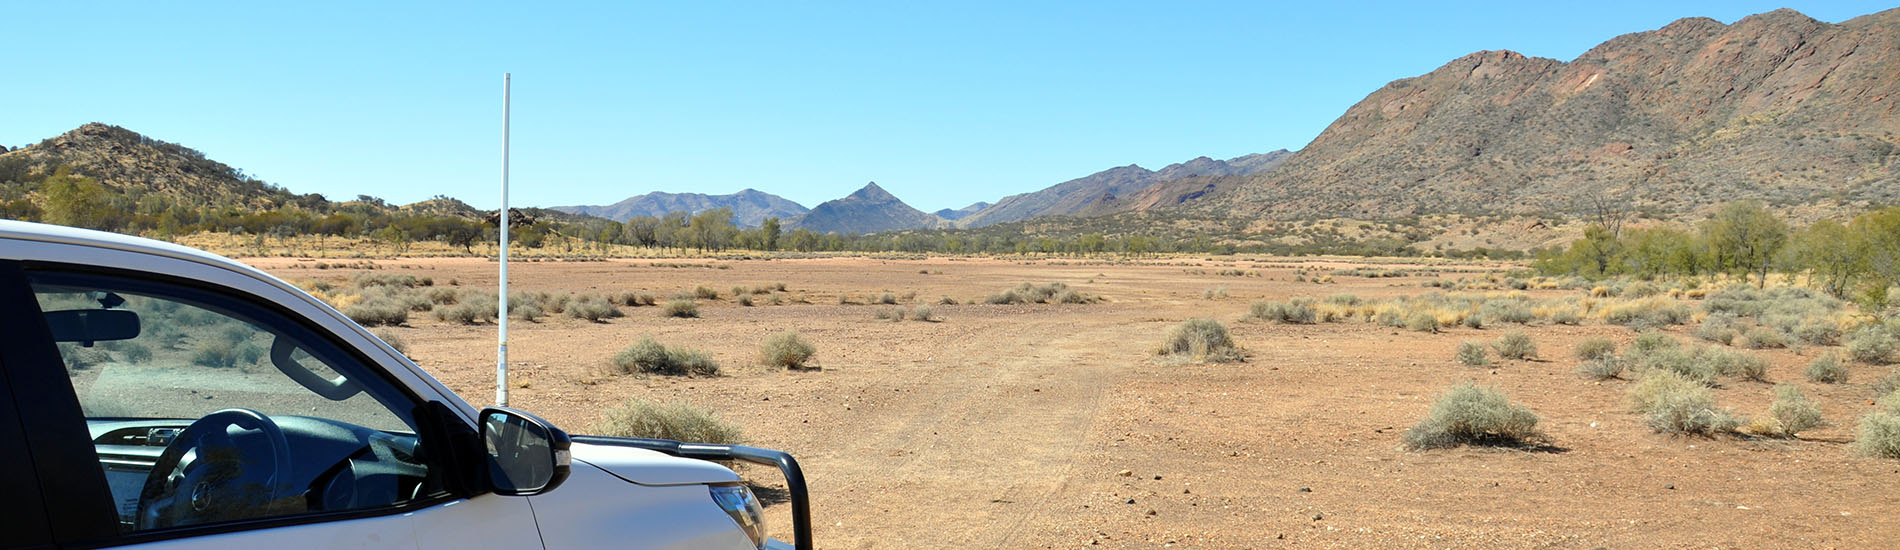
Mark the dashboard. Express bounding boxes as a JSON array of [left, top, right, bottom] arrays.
[[87, 415, 433, 527]]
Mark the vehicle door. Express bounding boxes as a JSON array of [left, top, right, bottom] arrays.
[[0, 260, 543, 549]]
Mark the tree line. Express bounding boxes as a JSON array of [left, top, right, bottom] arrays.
[[1537, 201, 1900, 306]]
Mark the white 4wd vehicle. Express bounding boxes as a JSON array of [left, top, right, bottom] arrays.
[[0, 220, 810, 550]]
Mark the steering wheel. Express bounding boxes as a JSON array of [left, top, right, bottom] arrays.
[[137, 408, 295, 529]]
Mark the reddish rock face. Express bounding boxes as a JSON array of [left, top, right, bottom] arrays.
[[1212, 7, 1900, 222]]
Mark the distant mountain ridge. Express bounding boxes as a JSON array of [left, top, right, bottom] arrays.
[[957, 150, 1291, 228], [786, 182, 945, 234], [934, 202, 989, 221], [1202, 7, 1900, 221], [551, 188, 807, 228]]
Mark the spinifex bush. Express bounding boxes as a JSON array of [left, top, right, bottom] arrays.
[[591, 398, 743, 445], [1402, 382, 1541, 450], [759, 331, 816, 369], [1159, 318, 1243, 363], [611, 337, 719, 376]]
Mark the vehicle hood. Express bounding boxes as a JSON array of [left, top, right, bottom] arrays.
[[570, 441, 743, 486]]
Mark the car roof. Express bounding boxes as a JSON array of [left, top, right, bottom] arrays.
[[0, 219, 273, 280]]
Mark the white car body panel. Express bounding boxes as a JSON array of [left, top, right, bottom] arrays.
[[529, 462, 759, 549], [0, 221, 775, 549], [572, 441, 743, 486]]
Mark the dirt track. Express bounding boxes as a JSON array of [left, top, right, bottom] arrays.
[[253, 256, 1900, 549]]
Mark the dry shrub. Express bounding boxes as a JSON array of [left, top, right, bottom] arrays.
[[1402, 382, 1541, 450], [1575, 357, 1626, 380], [1849, 327, 1897, 364], [1768, 384, 1824, 438], [566, 295, 624, 322], [1456, 341, 1489, 366], [1853, 408, 1900, 460], [907, 305, 936, 322], [611, 337, 718, 376], [1629, 370, 1740, 435], [1160, 318, 1243, 363], [760, 331, 816, 369], [1492, 331, 1537, 360], [662, 300, 699, 318], [1573, 337, 1617, 361], [372, 328, 409, 355], [1248, 298, 1316, 324], [1806, 354, 1848, 383], [591, 398, 743, 445]]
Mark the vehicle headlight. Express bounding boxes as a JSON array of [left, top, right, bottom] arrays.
[[709, 484, 766, 549]]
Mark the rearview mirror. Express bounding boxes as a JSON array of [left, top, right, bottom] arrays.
[[44, 309, 140, 344], [480, 407, 570, 496]]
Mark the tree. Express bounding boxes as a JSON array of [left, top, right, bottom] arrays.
[[1700, 201, 1788, 288], [41, 168, 113, 230], [1784, 219, 1865, 298], [760, 217, 781, 251]]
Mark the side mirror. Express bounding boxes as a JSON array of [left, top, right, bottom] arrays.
[[479, 407, 571, 496]]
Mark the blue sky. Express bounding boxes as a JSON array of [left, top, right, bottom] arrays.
[[3, 1, 1891, 213]]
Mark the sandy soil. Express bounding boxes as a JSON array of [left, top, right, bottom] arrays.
[[249, 255, 1900, 549]]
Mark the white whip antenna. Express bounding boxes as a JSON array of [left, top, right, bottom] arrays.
[[497, 73, 512, 407]]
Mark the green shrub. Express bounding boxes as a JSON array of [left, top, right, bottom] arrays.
[[1630, 371, 1740, 435], [1852, 411, 1900, 459], [1248, 298, 1316, 324], [1794, 319, 1841, 346], [1576, 357, 1626, 380], [352, 272, 421, 288], [1492, 331, 1537, 360], [104, 340, 153, 363], [433, 295, 499, 325], [567, 296, 624, 322], [759, 331, 816, 369], [1404, 312, 1439, 333], [1739, 327, 1788, 350], [1160, 318, 1243, 362], [1708, 347, 1770, 383], [426, 287, 460, 305], [1456, 341, 1490, 366], [1549, 309, 1583, 326], [1479, 300, 1534, 324], [1693, 317, 1738, 345], [611, 337, 719, 376], [1573, 338, 1617, 361], [1402, 382, 1541, 450], [510, 301, 545, 322], [591, 398, 743, 444], [1629, 332, 1680, 354], [1769, 384, 1824, 438], [1872, 370, 1900, 396], [662, 300, 699, 318], [1806, 354, 1848, 383], [736, 295, 754, 307], [372, 328, 409, 355], [191, 340, 263, 369], [1461, 314, 1485, 329], [343, 299, 409, 327], [1848, 327, 1897, 364]]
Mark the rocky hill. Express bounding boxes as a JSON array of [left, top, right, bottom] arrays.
[[1206, 8, 1900, 221], [959, 151, 1290, 228], [551, 188, 808, 227], [786, 182, 945, 234], [0, 123, 296, 208]]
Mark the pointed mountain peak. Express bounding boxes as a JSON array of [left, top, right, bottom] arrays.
[[849, 182, 897, 202]]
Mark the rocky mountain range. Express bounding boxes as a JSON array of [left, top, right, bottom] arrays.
[[1200, 8, 1900, 221], [550, 189, 807, 228], [956, 151, 1291, 228]]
